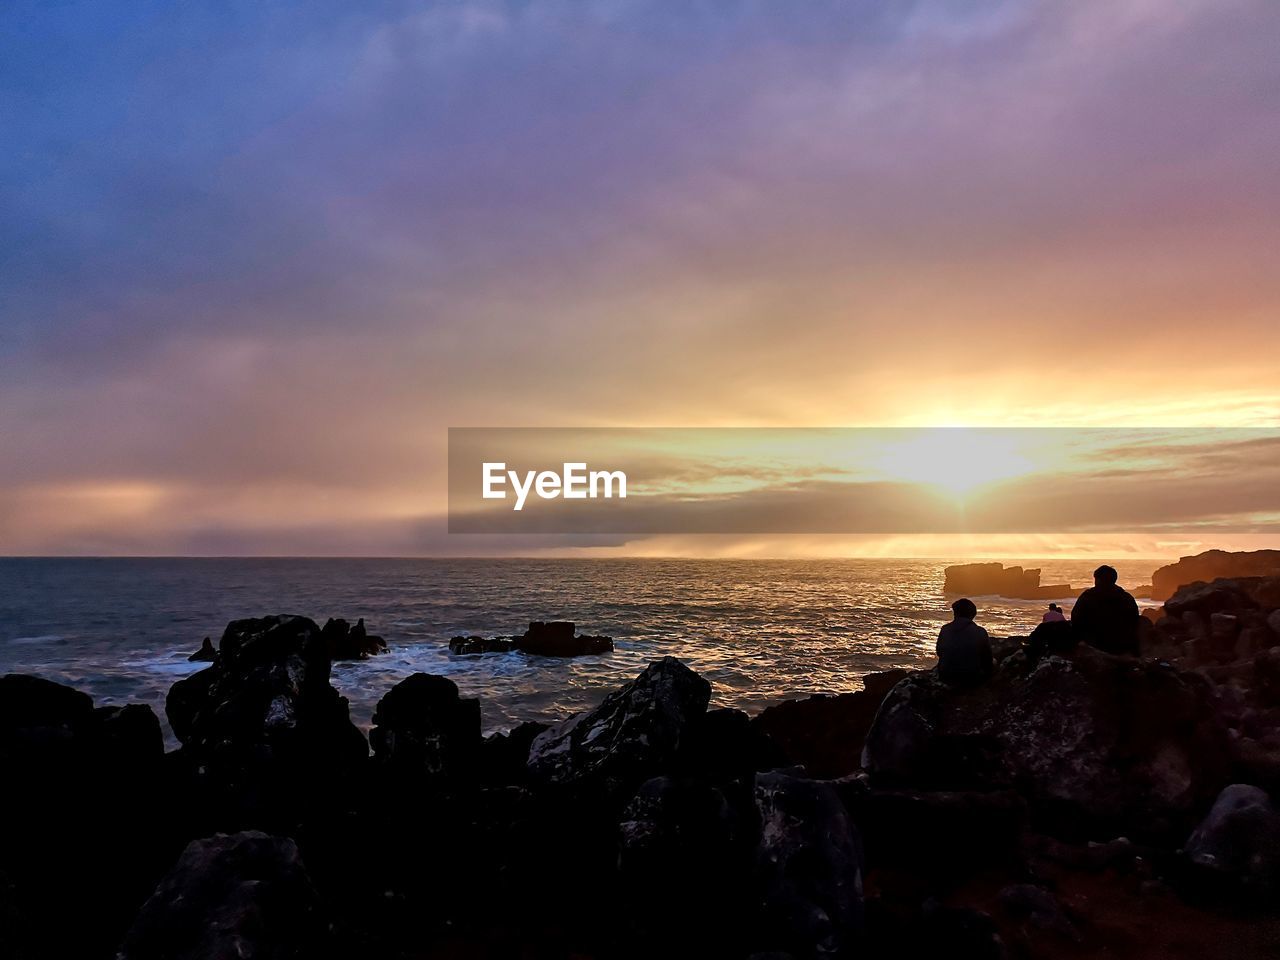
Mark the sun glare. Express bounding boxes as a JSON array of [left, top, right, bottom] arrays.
[[869, 430, 1037, 499]]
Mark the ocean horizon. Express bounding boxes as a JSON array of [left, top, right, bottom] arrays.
[[0, 556, 1162, 743]]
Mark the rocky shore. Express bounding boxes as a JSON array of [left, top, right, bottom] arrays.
[[3, 590, 1280, 959]]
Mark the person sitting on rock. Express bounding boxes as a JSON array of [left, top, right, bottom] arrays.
[[936, 597, 994, 686], [1042, 603, 1066, 623], [1069, 564, 1141, 656]]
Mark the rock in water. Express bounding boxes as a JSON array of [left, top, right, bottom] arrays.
[[449, 635, 513, 655], [369, 673, 481, 779], [321, 616, 388, 660], [512, 620, 614, 657], [118, 831, 327, 960], [527, 656, 710, 792], [753, 771, 864, 957], [165, 615, 367, 785], [861, 646, 1231, 841], [943, 562, 1076, 600], [1184, 783, 1280, 897], [187, 636, 216, 662]]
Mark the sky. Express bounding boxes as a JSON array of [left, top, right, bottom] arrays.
[[2, 0, 1279, 557]]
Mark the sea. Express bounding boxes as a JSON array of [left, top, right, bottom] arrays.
[[0, 557, 1161, 744]]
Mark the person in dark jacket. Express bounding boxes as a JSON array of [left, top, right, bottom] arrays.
[[936, 597, 994, 686], [1069, 564, 1141, 656]]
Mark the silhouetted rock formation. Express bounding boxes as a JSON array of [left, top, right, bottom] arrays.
[[187, 636, 216, 662], [943, 561, 1078, 599], [528, 655, 710, 793], [164, 615, 368, 819], [753, 669, 909, 777], [321, 616, 388, 659], [862, 645, 1230, 841], [1152, 548, 1280, 601], [369, 673, 481, 779], [448, 621, 614, 656], [119, 831, 327, 960]]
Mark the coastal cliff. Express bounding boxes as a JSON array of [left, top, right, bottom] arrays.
[[2, 601, 1279, 959]]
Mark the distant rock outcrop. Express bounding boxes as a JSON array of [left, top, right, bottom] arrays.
[[1152, 549, 1280, 601], [943, 562, 1079, 600], [449, 621, 614, 657]]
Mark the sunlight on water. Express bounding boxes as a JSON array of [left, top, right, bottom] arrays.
[[0, 557, 1161, 744]]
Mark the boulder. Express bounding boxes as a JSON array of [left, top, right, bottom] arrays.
[[1164, 580, 1258, 619], [0, 673, 93, 731], [369, 673, 481, 779], [861, 646, 1231, 841], [527, 657, 710, 793], [1152, 549, 1280, 601], [1183, 783, 1280, 897], [449, 635, 513, 655], [321, 616, 388, 660], [187, 636, 217, 662], [752, 771, 864, 957], [478, 720, 549, 785], [164, 615, 367, 780], [118, 831, 327, 960], [753, 670, 908, 778], [678, 707, 787, 782], [513, 621, 614, 657]]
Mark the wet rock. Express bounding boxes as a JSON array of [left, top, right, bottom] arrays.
[[118, 831, 327, 960], [449, 635, 513, 655], [527, 656, 710, 793], [752, 771, 864, 958], [187, 636, 217, 662], [1184, 783, 1280, 897], [321, 616, 387, 660], [753, 670, 908, 779], [370, 673, 481, 780], [862, 647, 1231, 841], [513, 620, 614, 657], [164, 615, 367, 783]]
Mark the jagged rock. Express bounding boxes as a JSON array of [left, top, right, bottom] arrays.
[[527, 657, 710, 792], [679, 707, 787, 782], [369, 673, 481, 779], [753, 670, 908, 778], [479, 720, 548, 785], [118, 831, 327, 960], [752, 771, 864, 957], [1165, 581, 1258, 619], [513, 620, 614, 657], [1152, 550, 1280, 601], [862, 646, 1231, 841], [164, 615, 367, 778], [1183, 783, 1280, 896], [321, 616, 387, 660], [187, 636, 216, 662], [449, 635, 513, 655]]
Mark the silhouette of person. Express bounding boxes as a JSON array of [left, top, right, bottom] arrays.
[[936, 597, 994, 686], [1069, 564, 1140, 656], [1041, 603, 1066, 623]]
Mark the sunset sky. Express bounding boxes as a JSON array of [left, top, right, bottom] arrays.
[[2, 0, 1279, 557]]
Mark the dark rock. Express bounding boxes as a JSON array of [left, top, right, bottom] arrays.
[[449, 635, 513, 655], [862, 646, 1231, 842], [998, 883, 1079, 942], [680, 707, 787, 782], [752, 770, 864, 958], [1165, 581, 1258, 619], [187, 636, 217, 662], [370, 673, 481, 779], [1183, 783, 1280, 897], [321, 616, 388, 660], [513, 620, 614, 657], [1152, 549, 1280, 601], [164, 615, 368, 794], [90, 703, 163, 772], [0, 673, 94, 731], [753, 670, 908, 778], [478, 720, 549, 785], [527, 656, 710, 793], [118, 831, 327, 960]]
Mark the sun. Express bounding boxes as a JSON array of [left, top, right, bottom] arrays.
[[868, 430, 1038, 500]]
